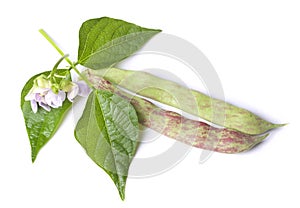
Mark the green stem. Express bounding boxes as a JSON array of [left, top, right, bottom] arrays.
[[38, 29, 95, 89], [50, 54, 69, 81]]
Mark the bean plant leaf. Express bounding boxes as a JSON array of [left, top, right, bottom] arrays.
[[74, 90, 139, 200], [77, 17, 161, 69], [21, 70, 72, 162]]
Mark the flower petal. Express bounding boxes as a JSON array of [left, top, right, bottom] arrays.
[[39, 102, 51, 112], [67, 84, 79, 102], [77, 81, 91, 97], [24, 87, 36, 101], [30, 100, 38, 113], [45, 90, 66, 108], [57, 90, 66, 106]]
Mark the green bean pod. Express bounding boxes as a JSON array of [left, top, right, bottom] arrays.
[[88, 68, 284, 135], [86, 70, 269, 153]]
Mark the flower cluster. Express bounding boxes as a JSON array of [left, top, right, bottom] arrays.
[[25, 74, 90, 113]]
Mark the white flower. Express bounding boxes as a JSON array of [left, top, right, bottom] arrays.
[[67, 80, 91, 102], [45, 90, 66, 108], [25, 72, 91, 113], [66, 83, 79, 102], [25, 86, 51, 113]]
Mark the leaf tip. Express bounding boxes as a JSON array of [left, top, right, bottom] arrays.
[[117, 185, 126, 201], [31, 154, 37, 163], [114, 178, 127, 200], [119, 192, 125, 201]]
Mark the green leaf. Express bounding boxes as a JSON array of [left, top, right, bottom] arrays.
[[74, 90, 139, 200], [77, 17, 161, 69], [21, 70, 72, 162]]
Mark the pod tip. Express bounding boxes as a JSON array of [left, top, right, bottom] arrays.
[[274, 123, 288, 128]]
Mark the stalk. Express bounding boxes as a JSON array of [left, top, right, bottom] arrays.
[[88, 68, 284, 135], [86, 70, 269, 153], [39, 29, 95, 90]]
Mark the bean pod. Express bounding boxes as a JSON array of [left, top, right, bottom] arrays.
[[86, 71, 269, 153], [88, 68, 284, 135]]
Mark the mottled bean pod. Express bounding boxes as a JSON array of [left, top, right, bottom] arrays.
[[88, 68, 284, 135], [86, 70, 269, 153]]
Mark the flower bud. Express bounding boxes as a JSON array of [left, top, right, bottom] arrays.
[[51, 83, 60, 94], [35, 75, 51, 89]]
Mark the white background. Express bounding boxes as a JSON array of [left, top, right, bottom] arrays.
[[1, 0, 299, 207]]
